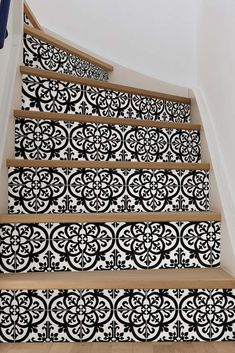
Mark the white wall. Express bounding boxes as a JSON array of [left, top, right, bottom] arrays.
[[196, 0, 235, 274], [0, 0, 23, 213], [27, 0, 198, 88]]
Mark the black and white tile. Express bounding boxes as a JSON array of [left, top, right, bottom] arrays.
[[24, 13, 31, 26], [0, 288, 235, 342], [15, 117, 201, 162], [23, 34, 109, 81], [0, 221, 220, 273], [8, 167, 209, 214], [21, 74, 191, 123]]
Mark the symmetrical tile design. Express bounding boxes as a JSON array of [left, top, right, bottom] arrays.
[[8, 167, 209, 214], [0, 288, 235, 343], [15, 117, 201, 162], [21, 74, 191, 123], [23, 34, 109, 81], [0, 221, 220, 273]]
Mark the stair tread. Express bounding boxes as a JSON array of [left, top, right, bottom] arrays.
[[1, 342, 235, 353], [0, 268, 233, 290], [24, 25, 113, 73], [0, 211, 221, 224], [14, 109, 200, 130], [7, 159, 209, 170], [20, 66, 191, 104]]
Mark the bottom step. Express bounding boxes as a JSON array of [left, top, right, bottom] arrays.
[[0, 269, 235, 343], [0, 342, 235, 353]]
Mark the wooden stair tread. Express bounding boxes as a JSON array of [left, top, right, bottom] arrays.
[[0, 211, 221, 224], [20, 66, 191, 104], [24, 2, 43, 32], [24, 25, 113, 73], [1, 342, 235, 353], [14, 109, 201, 130], [0, 268, 233, 290], [7, 160, 209, 170]]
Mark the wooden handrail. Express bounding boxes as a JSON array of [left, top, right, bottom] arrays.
[[24, 1, 43, 31]]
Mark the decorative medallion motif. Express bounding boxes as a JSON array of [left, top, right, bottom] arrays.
[[0, 221, 220, 273], [8, 167, 209, 214], [15, 117, 201, 162]]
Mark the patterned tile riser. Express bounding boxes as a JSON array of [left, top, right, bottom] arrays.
[[21, 75, 191, 123], [8, 167, 209, 214], [15, 117, 201, 163], [23, 34, 109, 82], [0, 221, 220, 273], [1, 288, 235, 343]]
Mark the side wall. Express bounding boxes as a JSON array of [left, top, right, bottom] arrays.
[[0, 1, 23, 213], [196, 0, 235, 275]]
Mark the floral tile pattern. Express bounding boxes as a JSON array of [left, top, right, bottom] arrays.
[[8, 167, 209, 214], [0, 288, 235, 342], [0, 221, 220, 273], [23, 34, 109, 81], [21, 74, 191, 123], [15, 117, 201, 162]]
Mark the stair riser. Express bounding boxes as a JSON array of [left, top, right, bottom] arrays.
[[15, 117, 201, 162], [8, 167, 209, 214], [0, 221, 220, 273], [24, 34, 109, 82], [0, 288, 234, 343], [21, 74, 191, 123]]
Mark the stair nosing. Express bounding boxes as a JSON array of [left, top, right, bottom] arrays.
[[24, 25, 114, 72], [7, 160, 209, 170], [14, 109, 200, 131], [0, 268, 233, 290], [20, 66, 191, 105], [0, 211, 221, 224]]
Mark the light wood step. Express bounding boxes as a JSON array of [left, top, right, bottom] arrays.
[[24, 25, 113, 73], [14, 109, 201, 130], [1, 342, 235, 353], [24, 2, 43, 31], [20, 66, 191, 104], [0, 211, 221, 224], [7, 160, 209, 170], [0, 268, 233, 290]]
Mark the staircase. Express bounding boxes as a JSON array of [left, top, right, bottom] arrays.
[[0, 3, 235, 351]]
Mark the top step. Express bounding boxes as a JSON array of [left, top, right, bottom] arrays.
[[23, 1, 113, 82], [24, 25, 113, 82]]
